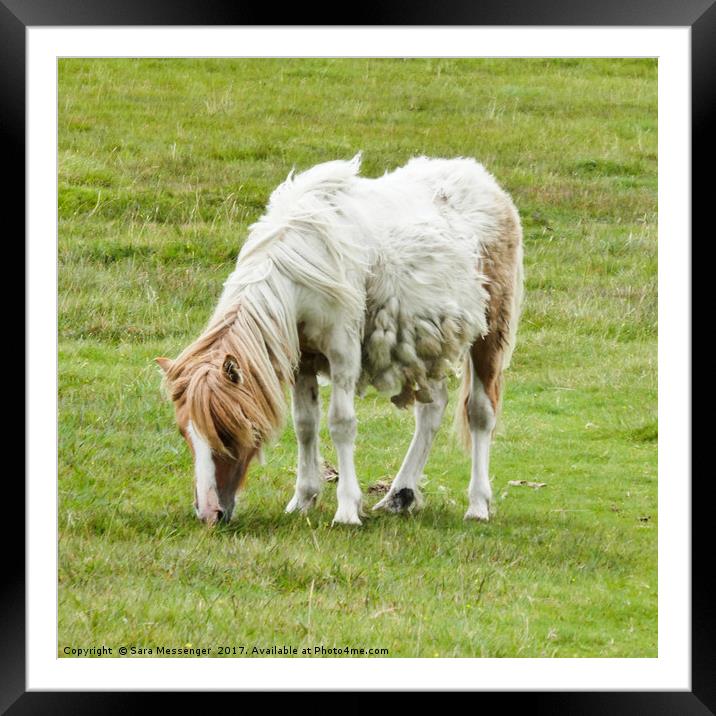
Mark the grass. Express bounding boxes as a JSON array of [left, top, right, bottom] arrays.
[[58, 58, 657, 658]]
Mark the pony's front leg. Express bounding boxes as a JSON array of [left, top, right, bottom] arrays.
[[286, 368, 323, 514], [327, 342, 363, 526]]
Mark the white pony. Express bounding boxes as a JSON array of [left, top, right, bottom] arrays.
[[157, 154, 523, 526]]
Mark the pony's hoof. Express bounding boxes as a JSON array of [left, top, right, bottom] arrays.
[[373, 487, 417, 513], [332, 503, 363, 526], [285, 491, 318, 514], [464, 501, 490, 521]]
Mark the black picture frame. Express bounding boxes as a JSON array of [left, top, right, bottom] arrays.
[[6, 1, 706, 712]]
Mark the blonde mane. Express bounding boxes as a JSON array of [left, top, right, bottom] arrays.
[[163, 294, 297, 457]]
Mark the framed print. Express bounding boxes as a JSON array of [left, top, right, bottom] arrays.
[[6, 0, 709, 711]]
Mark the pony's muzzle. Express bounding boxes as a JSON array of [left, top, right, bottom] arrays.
[[194, 481, 235, 525]]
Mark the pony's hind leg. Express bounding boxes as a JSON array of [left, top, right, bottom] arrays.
[[373, 379, 448, 513], [465, 338, 503, 521], [285, 366, 322, 514]]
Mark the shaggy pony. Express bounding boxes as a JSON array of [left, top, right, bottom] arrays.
[[158, 154, 523, 525]]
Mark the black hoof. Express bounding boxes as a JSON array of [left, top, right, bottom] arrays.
[[390, 487, 415, 512]]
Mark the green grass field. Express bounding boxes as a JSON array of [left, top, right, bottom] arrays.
[[58, 58, 657, 658]]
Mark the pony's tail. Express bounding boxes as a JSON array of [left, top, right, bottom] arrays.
[[455, 353, 473, 451]]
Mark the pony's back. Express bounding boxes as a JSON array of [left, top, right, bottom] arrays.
[[343, 157, 516, 401]]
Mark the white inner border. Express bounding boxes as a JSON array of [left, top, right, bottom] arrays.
[[28, 27, 690, 691]]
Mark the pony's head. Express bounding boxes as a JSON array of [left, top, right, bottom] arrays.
[[156, 350, 274, 525]]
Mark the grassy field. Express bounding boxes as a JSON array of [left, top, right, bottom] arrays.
[[58, 58, 657, 658]]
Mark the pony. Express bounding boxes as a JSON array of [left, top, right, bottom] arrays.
[[156, 154, 523, 526]]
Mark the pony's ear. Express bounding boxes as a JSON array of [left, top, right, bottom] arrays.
[[155, 357, 174, 374], [222, 354, 243, 384]]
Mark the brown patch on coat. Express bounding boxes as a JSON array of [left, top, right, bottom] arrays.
[[455, 194, 523, 448], [471, 333, 504, 415]]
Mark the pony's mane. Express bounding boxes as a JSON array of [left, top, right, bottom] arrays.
[[164, 293, 297, 457], [227, 153, 366, 316]]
